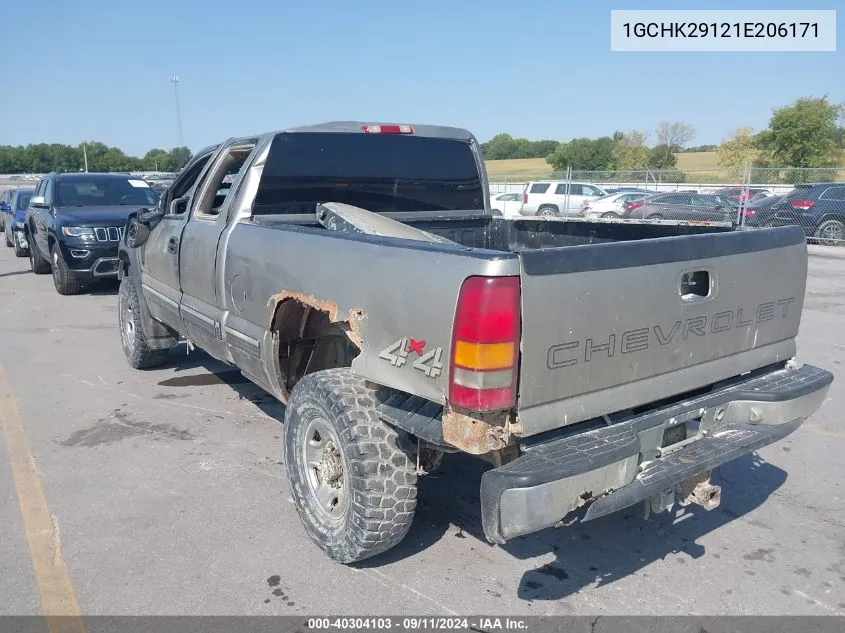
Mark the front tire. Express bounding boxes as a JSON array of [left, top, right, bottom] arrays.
[[601, 211, 619, 218], [284, 368, 418, 564], [51, 244, 82, 295], [537, 205, 558, 218], [28, 234, 51, 274], [118, 276, 171, 369]]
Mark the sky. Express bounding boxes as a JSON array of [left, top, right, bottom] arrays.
[[1, 0, 842, 157]]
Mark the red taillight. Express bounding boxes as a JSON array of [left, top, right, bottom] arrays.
[[743, 208, 756, 216], [449, 276, 521, 412], [361, 124, 414, 134], [791, 200, 814, 210], [627, 201, 643, 211], [523, 192, 528, 204]]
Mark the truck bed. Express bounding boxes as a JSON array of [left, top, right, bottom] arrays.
[[251, 212, 734, 253], [246, 211, 808, 437]]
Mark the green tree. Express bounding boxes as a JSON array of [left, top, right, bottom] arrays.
[[763, 97, 843, 167], [651, 121, 695, 169], [164, 147, 192, 171], [546, 136, 615, 171], [612, 131, 651, 170], [716, 127, 761, 168], [648, 144, 678, 169]]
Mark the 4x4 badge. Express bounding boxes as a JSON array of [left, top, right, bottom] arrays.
[[379, 337, 443, 379]]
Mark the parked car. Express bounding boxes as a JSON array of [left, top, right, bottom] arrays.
[[117, 121, 830, 565], [519, 181, 607, 217], [711, 187, 772, 204], [769, 182, 845, 244], [581, 191, 649, 218], [24, 172, 160, 295], [489, 192, 523, 217], [3, 187, 35, 256], [621, 191, 736, 223], [738, 194, 785, 228], [0, 189, 15, 232], [603, 187, 659, 195]]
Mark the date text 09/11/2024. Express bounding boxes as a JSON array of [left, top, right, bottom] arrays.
[[306, 617, 528, 630], [622, 22, 819, 39]]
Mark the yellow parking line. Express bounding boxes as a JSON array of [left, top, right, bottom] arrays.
[[0, 363, 86, 633]]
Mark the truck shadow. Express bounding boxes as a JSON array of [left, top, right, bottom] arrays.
[[155, 347, 285, 420], [359, 450, 787, 602]]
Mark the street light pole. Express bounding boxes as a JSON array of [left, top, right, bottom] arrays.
[[170, 74, 184, 148]]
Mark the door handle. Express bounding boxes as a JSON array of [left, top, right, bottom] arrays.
[[167, 237, 178, 254]]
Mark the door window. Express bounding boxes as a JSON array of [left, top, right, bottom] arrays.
[[193, 144, 256, 219]]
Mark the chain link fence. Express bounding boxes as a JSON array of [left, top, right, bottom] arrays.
[[488, 164, 845, 245]]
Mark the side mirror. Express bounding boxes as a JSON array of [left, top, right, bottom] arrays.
[[124, 212, 151, 249], [137, 206, 162, 224], [169, 196, 189, 216], [30, 196, 48, 209], [0, 203, 10, 212]]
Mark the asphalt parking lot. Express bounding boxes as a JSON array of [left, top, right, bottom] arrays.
[[1, 241, 844, 617]]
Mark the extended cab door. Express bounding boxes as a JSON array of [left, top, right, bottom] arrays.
[[140, 149, 217, 329], [177, 140, 258, 361]]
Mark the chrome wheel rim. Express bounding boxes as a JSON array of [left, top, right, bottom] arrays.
[[301, 415, 349, 522], [119, 291, 135, 353], [820, 223, 843, 241], [52, 250, 60, 285]]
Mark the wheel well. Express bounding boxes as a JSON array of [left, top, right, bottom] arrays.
[[817, 214, 845, 225], [270, 298, 361, 401], [47, 234, 56, 250]]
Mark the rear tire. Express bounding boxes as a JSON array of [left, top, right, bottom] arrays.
[[537, 205, 558, 218], [647, 213, 664, 220], [814, 219, 845, 246], [28, 234, 51, 274], [601, 212, 619, 218], [284, 368, 418, 564], [118, 276, 171, 369], [51, 244, 82, 295]]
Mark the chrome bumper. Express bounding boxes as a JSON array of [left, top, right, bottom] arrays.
[[480, 362, 833, 544]]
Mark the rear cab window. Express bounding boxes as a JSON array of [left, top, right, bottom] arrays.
[[253, 132, 485, 216]]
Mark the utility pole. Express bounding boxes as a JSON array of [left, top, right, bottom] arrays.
[[170, 74, 184, 148], [83, 143, 89, 172]]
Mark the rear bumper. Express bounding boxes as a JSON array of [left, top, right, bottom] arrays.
[[480, 362, 833, 544]]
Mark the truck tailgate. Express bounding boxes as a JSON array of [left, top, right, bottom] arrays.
[[515, 227, 808, 436]]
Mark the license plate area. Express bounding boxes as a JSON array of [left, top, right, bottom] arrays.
[[662, 422, 688, 448]]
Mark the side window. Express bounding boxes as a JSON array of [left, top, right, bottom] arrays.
[[820, 187, 845, 201], [529, 183, 550, 194], [43, 180, 53, 206], [554, 183, 568, 195], [165, 153, 215, 215], [193, 143, 256, 219], [657, 194, 685, 204], [583, 185, 602, 196], [570, 184, 585, 196]]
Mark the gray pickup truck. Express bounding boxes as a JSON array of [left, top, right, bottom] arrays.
[[117, 121, 833, 564]]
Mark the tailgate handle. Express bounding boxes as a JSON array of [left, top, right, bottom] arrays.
[[680, 270, 711, 300]]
